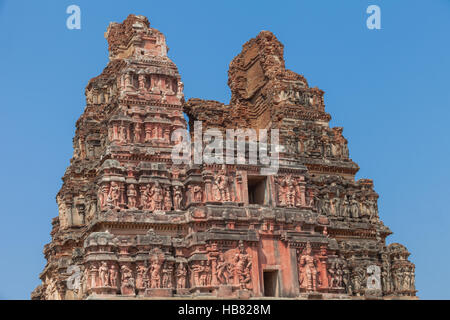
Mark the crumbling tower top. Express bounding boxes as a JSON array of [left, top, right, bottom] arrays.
[[105, 14, 169, 60]]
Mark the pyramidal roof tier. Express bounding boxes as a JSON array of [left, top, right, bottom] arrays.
[[32, 15, 416, 300]]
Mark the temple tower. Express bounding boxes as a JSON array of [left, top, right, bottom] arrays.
[[32, 15, 416, 300]]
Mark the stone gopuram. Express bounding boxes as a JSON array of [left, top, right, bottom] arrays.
[[32, 15, 416, 300]]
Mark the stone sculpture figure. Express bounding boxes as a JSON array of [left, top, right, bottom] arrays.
[[99, 262, 109, 287], [351, 267, 365, 296], [369, 199, 379, 221], [98, 184, 109, 210], [136, 265, 147, 289], [216, 253, 232, 285], [295, 178, 306, 207], [176, 263, 187, 289], [215, 170, 231, 202], [199, 261, 208, 286], [321, 193, 331, 216], [193, 185, 203, 202], [173, 186, 183, 210], [134, 123, 142, 143], [190, 262, 204, 287], [331, 196, 340, 216], [120, 265, 135, 295], [381, 260, 392, 294], [162, 263, 173, 288], [149, 182, 163, 211], [328, 260, 343, 288], [163, 187, 172, 211], [107, 182, 120, 209], [109, 264, 118, 288], [298, 242, 318, 292], [350, 194, 359, 218], [127, 184, 137, 209], [366, 265, 381, 290], [234, 241, 252, 289], [341, 195, 350, 217], [150, 259, 163, 289], [285, 175, 296, 207], [89, 264, 99, 289]]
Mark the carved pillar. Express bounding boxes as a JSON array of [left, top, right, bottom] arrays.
[[202, 171, 214, 202], [144, 123, 152, 142]]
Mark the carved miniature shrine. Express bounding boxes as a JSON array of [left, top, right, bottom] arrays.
[[32, 15, 416, 300]]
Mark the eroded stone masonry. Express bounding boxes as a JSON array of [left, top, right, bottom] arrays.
[[32, 15, 416, 300]]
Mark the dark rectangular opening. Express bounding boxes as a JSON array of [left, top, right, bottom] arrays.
[[248, 176, 266, 205], [263, 270, 278, 297]]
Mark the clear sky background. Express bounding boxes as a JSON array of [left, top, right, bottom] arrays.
[[0, 0, 449, 300]]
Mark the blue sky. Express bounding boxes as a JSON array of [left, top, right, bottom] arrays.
[[0, 0, 449, 300]]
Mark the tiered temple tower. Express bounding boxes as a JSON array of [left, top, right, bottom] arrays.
[[32, 15, 416, 300]]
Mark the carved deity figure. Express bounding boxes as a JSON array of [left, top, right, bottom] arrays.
[[190, 262, 204, 287], [214, 170, 231, 202], [320, 193, 331, 216], [127, 184, 137, 209], [298, 242, 318, 292], [150, 259, 163, 289], [176, 263, 187, 289], [134, 123, 142, 143], [341, 195, 350, 217], [193, 185, 203, 202], [381, 263, 392, 294], [350, 194, 360, 219], [136, 265, 148, 289], [216, 253, 232, 285], [278, 175, 296, 207], [295, 177, 306, 207], [328, 260, 343, 288], [331, 196, 340, 216], [307, 189, 315, 207], [368, 199, 379, 221], [234, 241, 252, 290], [119, 125, 127, 143], [139, 185, 149, 210], [351, 267, 365, 296], [173, 186, 183, 210], [162, 263, 173, 288], [99, 262, 109, 287], [98, 184, 109, 210], [199, 261, 208, 286], [107, 182, 120, 209], [120, 265, 135, 295], [150, 182, 163, 211], [163, 187, 172, 211], [108, 264, 118, 288], [89, 264, 98, 289]]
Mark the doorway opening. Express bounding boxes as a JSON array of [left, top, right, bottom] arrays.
[[248, 176, 267, 205], [263, 270, 279, 297]]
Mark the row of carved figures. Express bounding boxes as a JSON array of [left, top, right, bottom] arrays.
[[315, 193, 379, 221], [84, 245, 253, 294], [381, 264, 416, 295], [98, 170, 238, 211], [283, 125, 349, 159], [296, 243, 415, 296], [121, 72, 183, 97], [108, 121, 172, 144], [278, 89, 323, 109], [296, 135, 349, 159], [276, 175, 308, 207], [98, 181, 183, 211]]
